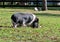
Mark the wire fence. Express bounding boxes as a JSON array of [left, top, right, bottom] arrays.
[[0, 0, 60, 7]]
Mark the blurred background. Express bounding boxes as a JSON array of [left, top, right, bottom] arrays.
[[0, 0, 60, 10]]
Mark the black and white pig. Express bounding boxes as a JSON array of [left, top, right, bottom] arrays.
[[11, 12, 39, 28]]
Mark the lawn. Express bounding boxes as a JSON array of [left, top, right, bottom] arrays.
[[0, 8, 60, 42]]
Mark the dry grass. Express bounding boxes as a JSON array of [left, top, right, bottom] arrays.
[[0, 8, 60, 14]]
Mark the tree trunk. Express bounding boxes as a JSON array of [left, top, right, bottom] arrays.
[[42, 0, 47, 11]]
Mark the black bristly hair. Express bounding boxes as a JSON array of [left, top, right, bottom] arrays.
[[31, 17, 39, 28]]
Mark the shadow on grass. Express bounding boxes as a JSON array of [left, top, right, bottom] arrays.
[[1, 7, 34, 10], [48, 7, 60, 10], [0, 26, 12, 28], [35, 13, 60, 17]]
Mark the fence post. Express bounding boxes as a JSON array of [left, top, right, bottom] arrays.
[[3, 1, 5, 8]]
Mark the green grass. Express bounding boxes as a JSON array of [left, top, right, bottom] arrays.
[[0, 8, 60, 42]]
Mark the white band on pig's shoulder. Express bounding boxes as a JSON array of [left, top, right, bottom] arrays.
[[28, 14, 36, 25]]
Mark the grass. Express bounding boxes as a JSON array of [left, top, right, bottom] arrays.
[[0, 8, 60, 42]]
